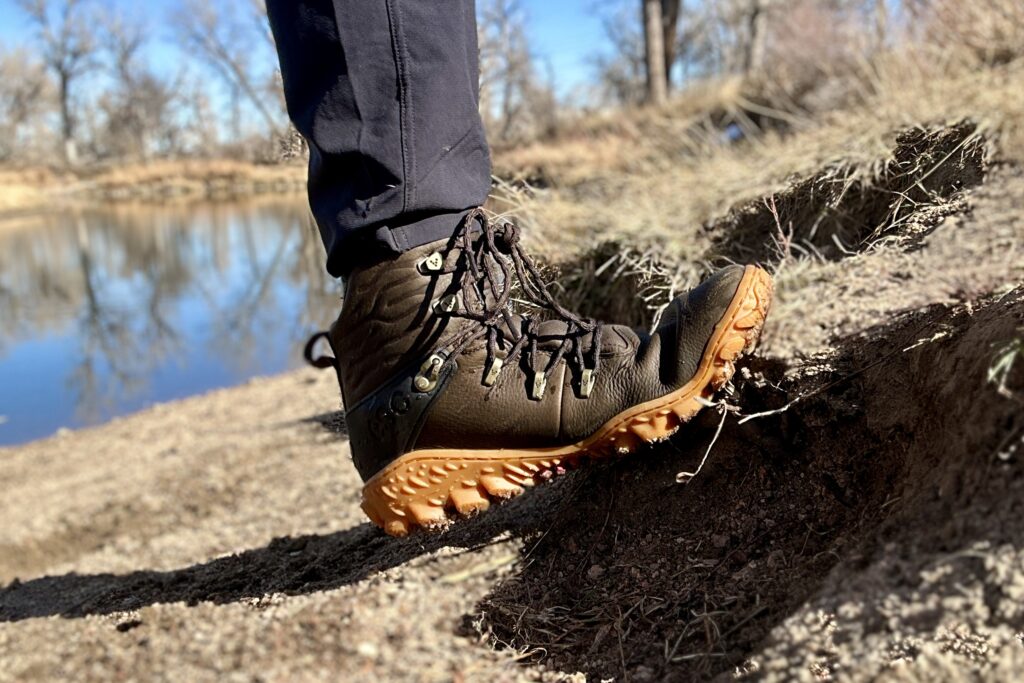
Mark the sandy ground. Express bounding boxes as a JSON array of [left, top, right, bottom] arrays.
[[0, 369, 551, 682], [2, 121, 1024, 681]]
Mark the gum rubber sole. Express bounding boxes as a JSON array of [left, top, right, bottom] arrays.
[[361, 266, 774, 536]]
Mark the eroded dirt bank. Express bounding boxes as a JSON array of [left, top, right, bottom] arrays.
[[484, 291, 1024, 680]]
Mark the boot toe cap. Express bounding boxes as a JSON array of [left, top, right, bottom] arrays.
[[666, 264, 752, 384]]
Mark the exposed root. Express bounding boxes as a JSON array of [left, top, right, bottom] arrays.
[[675, 400, 733, 484]]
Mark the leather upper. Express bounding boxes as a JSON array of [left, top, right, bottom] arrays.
[[331, 241, 467, 408], [328, 234, 746, 481]]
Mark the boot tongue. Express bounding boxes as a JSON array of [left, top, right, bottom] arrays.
[[455, 234, 604, 352], [442, 216, 610, 370], [531, 319, 575, 351], [453, 233, 511, 317]]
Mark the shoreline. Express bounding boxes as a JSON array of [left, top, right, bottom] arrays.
[[0, 159, 308, 226]]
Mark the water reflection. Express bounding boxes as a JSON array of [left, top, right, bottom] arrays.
[[0, 198, 343, 446]]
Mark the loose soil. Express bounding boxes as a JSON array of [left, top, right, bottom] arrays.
[[1, 122, 1023, 681]]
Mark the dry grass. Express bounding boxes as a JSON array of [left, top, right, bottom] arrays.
[[918, 0, 1024, 67], [500, 45, 1024, 277], [493, 76, 753, 184], [80, 158, 305, 187], [482, 25, 1024, 384], [707, 122, 988, 264], [0, 159, 306, 219]]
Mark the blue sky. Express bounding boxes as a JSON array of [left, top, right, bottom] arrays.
[[0, 0, 609, 96], [519, 0, 608, 94]]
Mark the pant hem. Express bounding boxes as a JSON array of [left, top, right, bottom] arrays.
[[328, 208, 477, 277]]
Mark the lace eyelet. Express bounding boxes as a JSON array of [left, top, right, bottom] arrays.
[[436, 211, 604, 404], [530, 371, 547, 400], [483, 357, 504, 387], [413, 354, 445, 393], [417, 251, 444, 274], [580, 368, 596, 398], [432, 294, 459, 314]]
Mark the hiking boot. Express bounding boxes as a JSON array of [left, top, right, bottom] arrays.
[[305, 210, 773, 536]]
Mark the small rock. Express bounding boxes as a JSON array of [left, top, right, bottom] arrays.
[[633, 665, 656, 681], [356, 641, 379, 659], [587, 565, 605, 581], [116, 619, 143, 633]]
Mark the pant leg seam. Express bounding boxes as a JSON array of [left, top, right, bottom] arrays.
[[386, 0, 414, 251]]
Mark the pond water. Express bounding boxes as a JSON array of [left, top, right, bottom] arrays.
[[0, 198, 344, 447]]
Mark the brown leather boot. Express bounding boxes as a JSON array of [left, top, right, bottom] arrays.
[[306, 210, 772, 535]]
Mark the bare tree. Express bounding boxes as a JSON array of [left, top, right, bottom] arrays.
[[642, 0, 669, 103], [873, 0, 889, 48], [247, 0, 276, 51], [706, 0, 772, 75], [661, 0, 681, 89], [594, 6, 647, 105], [16, 0, 98, 165], [177, 72, 220, 156], [97, 13, 176, 159], [481, 0, 529, 140], [671, 5, 720, 79], [597, 0, 683, 105], [478, 0, 558, 143], [172, 0, 285, 139], [244, 0, 288, 117], [743, 0, 769, 73], [0, 48, 51, 162]]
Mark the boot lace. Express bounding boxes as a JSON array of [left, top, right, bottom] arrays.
[[433, 208, 602, 396]]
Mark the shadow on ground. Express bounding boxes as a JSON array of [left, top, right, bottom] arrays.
[[0, 474, 572, 623]]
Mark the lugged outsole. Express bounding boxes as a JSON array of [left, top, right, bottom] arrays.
[[361, 266, 774, 536]]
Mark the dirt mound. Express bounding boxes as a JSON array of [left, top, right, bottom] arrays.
[[706, 122, 987, 264], [479, 289, 1023, 680]]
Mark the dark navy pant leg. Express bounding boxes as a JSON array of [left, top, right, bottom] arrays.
[[267, 0, 491, 276]]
